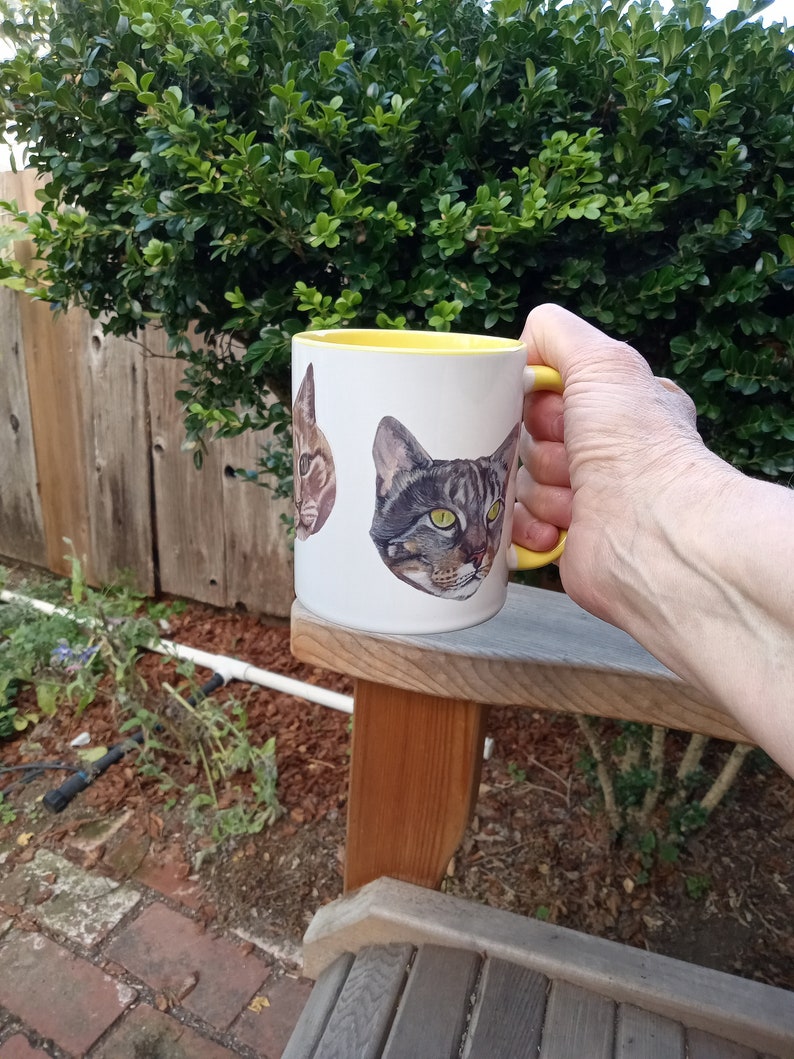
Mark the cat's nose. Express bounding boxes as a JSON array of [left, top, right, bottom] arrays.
[[468, 547, 487, 569]]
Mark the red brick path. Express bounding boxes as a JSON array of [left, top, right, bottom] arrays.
[[0, 844, 313, 1058]]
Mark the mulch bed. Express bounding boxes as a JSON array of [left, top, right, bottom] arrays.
[[2, 596, 793, 991]]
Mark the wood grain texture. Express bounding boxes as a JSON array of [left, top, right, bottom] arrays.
[[148, 334, 293, 615], [291, 586, 750, 743], [281, 952, 354, 1059], [16, 252, 93, 579], [686, 1028, 759, 1059], [148, 343, 228, 607], [381, 945, 480, 1059], [82, 318, 154, 592], [0, 286, 46, 566], [462, 957, 548, 1059], [616, 1003, 685, 1058], [2, 169, 90, 578], [313, 943, 413, 1059], [345, 680, 488, 892], [302, 878, 794, 1056], [219, 428, 293, 617], [540, 981, 614, 1059]]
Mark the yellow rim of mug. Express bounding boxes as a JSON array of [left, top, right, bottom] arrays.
[[293, 328, 525, 356]]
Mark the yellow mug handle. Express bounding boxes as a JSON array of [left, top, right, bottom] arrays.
[[508, 364, 567, 571]]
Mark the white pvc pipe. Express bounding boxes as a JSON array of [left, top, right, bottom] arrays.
[[0, 588, 353, 714], [152, 638, 353, 713]]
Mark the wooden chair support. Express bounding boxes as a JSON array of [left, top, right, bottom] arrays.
[[346, 682, 488, 892], [291, 583, 751, 891]]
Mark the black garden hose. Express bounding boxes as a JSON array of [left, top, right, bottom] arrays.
[[42, 671, 226, 813]]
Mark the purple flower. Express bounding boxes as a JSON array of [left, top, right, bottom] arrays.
[[50, 641, 99, 670], [51, 641, 74, 665]]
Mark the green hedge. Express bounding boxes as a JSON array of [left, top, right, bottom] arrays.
[[1, 0, 792, 481]]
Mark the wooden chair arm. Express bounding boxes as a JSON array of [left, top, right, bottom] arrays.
[[291, 583, 750, 744]]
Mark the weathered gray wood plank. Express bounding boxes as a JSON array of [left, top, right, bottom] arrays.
[[313, 943, 413, 1059], [281, 953, 353, 1059], [13, 243, 93, 579], [291, 585, 750, 743], [0, 285, 46, 567], [539, 980, 614, 1059], [82, 318, 154, 593], [220, 428, 293, 618], [303, 879, 794, 1056], [381, 944, 480, 1059], [616, 1002, 685, 1058], [148, 342, 228, 607], [462, 957, 547, 1059], [687, 1028, 760, 1059]]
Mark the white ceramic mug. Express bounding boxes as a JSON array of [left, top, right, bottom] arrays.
[[291, 329, 566, 634]]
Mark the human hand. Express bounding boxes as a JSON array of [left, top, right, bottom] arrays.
[[513, 304, 712, 625], [512, 305, 794, 777]]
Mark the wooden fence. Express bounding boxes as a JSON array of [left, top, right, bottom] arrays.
[[0, 169, 293, 617]]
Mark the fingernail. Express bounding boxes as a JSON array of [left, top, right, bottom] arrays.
[[552, 414, 565, 441]]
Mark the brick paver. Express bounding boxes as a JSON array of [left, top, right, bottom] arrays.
[[0, 844, 313, 1058], [106, 902, 270, 1030], [0, 1034, 52, 1059], [231, 975, 314, 1058], [133, 846, 205, 910], [0, 849, 141, 946], [0, 933, 137, 1055], [92, 1004, 239, 1059]]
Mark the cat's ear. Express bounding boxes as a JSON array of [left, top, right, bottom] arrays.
[[493, 423, 520, 475], [294, 363, 316, 422], [372, 416, 431, 498]]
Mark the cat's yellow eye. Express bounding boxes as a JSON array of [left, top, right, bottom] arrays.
[[430, 508, 456, 529], [486, 500, 502, 522]]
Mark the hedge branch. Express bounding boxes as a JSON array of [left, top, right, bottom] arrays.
[[576, 716, 623, 832], [700, 743, 754, 815], [618, 739, 642, 774], [637, 725, 667, 830], [668, 732, 709, 808]]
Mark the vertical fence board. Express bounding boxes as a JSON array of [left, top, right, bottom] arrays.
[[16, 264, 93, 580], [3, 169, 92, 578], [220, 430, 293, 616], [0, 286, 46, 566], [148, 343, 228, 606], [83, 319, 155, 593]]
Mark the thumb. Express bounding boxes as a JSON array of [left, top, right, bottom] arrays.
[[521, 303, 652, 385]]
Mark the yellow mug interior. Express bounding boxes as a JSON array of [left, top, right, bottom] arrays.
[[293, 328, 525, 356]]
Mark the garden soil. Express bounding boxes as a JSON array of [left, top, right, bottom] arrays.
[[2, 594, 793, 991]]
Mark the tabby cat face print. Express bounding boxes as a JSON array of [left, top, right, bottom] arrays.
[[292, 364, 337, 540], [369, 416, 519, 600]]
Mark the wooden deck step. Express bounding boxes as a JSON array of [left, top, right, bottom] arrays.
[[285, 878, 794, 1059], [285, 942, 786, 1059]]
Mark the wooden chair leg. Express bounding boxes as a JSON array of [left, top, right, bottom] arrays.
[[344, 678, 488, 893]]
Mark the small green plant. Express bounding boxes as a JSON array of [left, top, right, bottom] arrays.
[[577, 717, 756, 880], [632, 829, 680, 886], [507, 761, 527, 784], [0, 554, 160, 729], [0, 792, 17, 826], [1, 560, 280, 841], [685, 874, 711, 901], [126, 674, 281, 842]]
